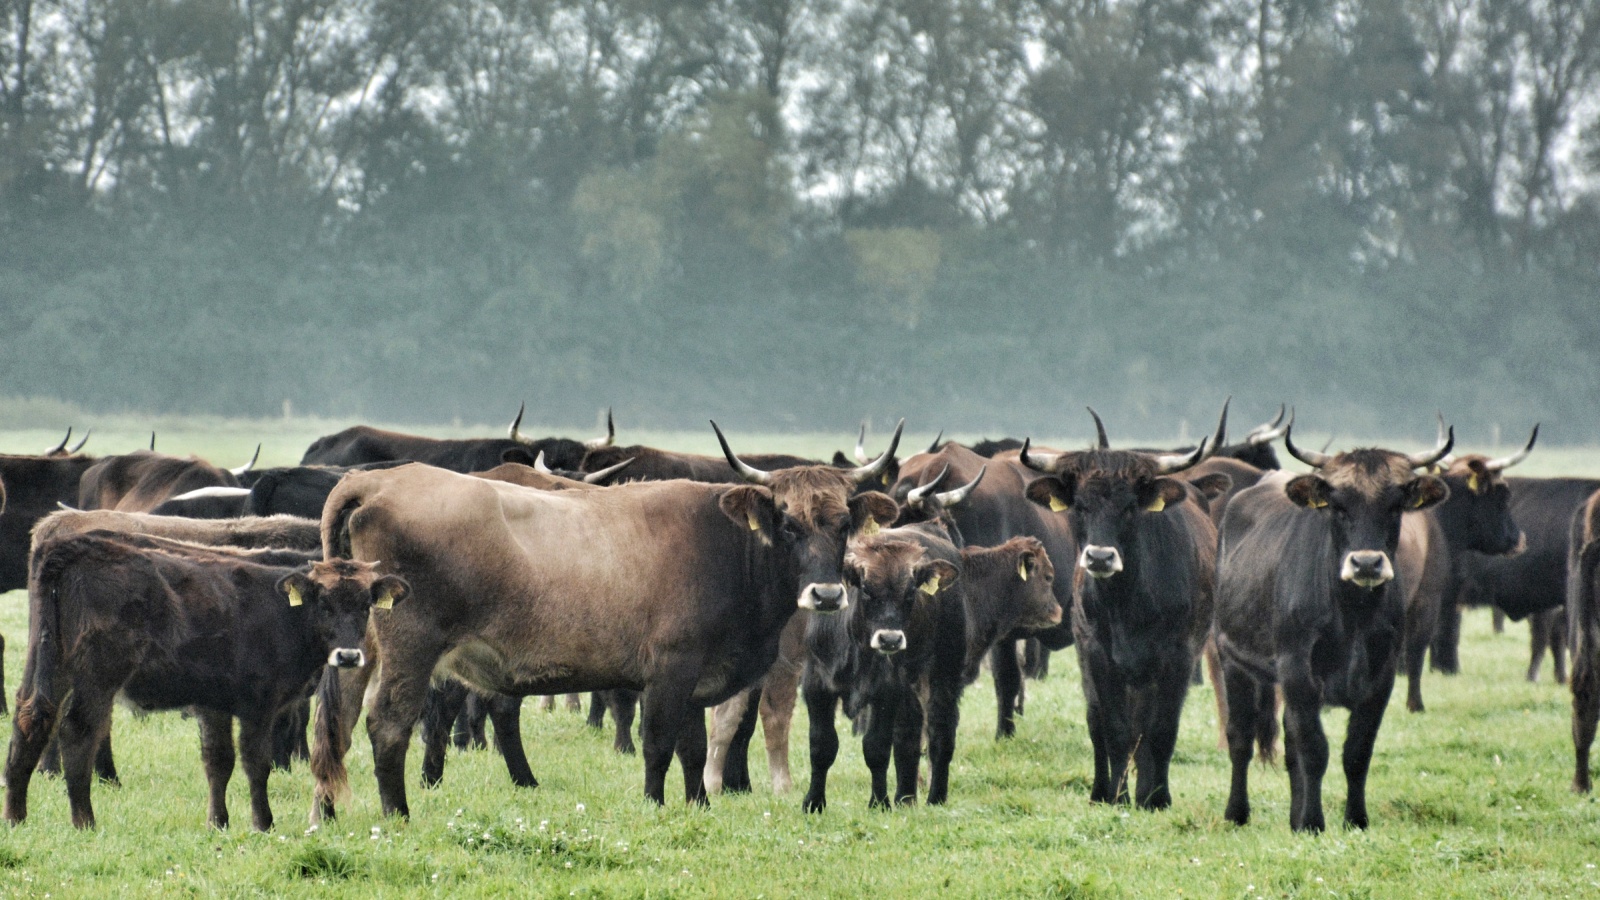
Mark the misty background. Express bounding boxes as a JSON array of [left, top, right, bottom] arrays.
[[0, 0, 1596, 443]]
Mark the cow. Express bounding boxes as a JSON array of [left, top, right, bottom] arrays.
[[310, 424, 903, 818], [1566, 488, 1600, 792], [1430, 474, 1600, 678], [299, 404, 613, 472], [2, 530, 406, 830], [76, 450, 250, 511], [1214, 423, 1453, 831], [1018, 408, 1222, 809], [580, 444, 837, 485], [800, 526, 966, 811], [1395, 429, 1537, 712]]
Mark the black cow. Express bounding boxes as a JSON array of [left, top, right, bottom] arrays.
[[1215, 424, 1452, 831], [150, 462, 415, 520], [801, 525, 966, 812], [1566, 488, 1600, 792], [3, 531, 406, 830], [300, 404, 612, 472], [1431, 474, 1600, 677], [1019, 409, 1222, 809]]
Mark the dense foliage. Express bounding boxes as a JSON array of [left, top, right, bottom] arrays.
[[2, 0, 1596, 437]]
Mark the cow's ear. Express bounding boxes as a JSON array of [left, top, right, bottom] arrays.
[[1025, 475, 1075, 512], [878, 458, 900, 489], [1463, 459, 1491, 494], [849, 491, 899, 535], [501, 446, 538, 466], [1403, 475, 1449, 511], [831, 451, 852, 467], [1138, 477, 1190, 513], [1285, 475, 1332, 509], [1188, 472, 1233, 505], [720, 486, 777, 545], [371, 574, 410, 610], [1016, 547, 1045, 583], [277, 572, 315, 608], [917, 559, 961, 596]]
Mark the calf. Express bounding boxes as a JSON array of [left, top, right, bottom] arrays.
[[1214, 424, 1451, 831], [801, 528, 965, 811], [3, 532, 405, 830], [1020, 410, 1220, 809]]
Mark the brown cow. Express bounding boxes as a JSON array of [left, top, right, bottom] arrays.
[[312, 424, 902, 817], [3, 531, 405, 830], [1567, 488, 1600, 792], [77, 450, 247, 511]]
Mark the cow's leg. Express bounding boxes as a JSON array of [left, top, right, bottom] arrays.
[[1492, 606, 1506, 634], [638, 670, 700, 806], [564, 693, 582, 712], [1221, 662, 1260, 826], [1573, 624, 1598, 793], [585, 692, 607, 729], [1529, 608, 1552, 682], [990, 640, 1022, 739], [674, 706, 709, 805], [704, 689, 749, 795], [1553, 607, 1570, 685], [1430, 602, 1462, 674], [1341, 664, 1396, 830], [610, 689, 638, 754], [420, 680, 467, 788], [923, 675, 962, 806], [58, 687, 116, 830], [1134, 658, 1191, 811], [891, 691, 923, 806], [801, 684, 840, 813], [1404, 617, 1428, 713], [238, 715, 277, 832], [1281, 671, 1329, 833], [486, 693, 537, 788], [197, 710, 236, 829], [272, 698, 311, 770], [457, 691, 489, 750], [91, 732, 119, 786], [722, 687, 761, 794], [367, 643, 445, 819], [761, 665, 798, 794], [4, 691, 62, 824], [862, 694, 899, 810]]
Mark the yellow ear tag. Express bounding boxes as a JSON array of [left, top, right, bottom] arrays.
[[1145, 496, 1166, 513], [881, 473, 891, 486], [1307, 497, 1328, 509], [1467, 473, 1480, 493], [1017, 561, 1029, 582], [862, 518, 881, 536], [920, 575, 941, 596], [1410, 493, 1431, 509], [1049, 496, 1068, 512], [374, 589, 394, 610], [748, 511, 762, 532], [286, 584, 303, 607]]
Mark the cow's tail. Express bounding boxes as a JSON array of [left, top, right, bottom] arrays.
[[321, 478, 367, 561], [310, 665, 351, 820], [14, 545, 75, 739]]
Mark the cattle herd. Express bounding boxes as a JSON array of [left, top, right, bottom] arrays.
[[0, 403, 1589, 835]]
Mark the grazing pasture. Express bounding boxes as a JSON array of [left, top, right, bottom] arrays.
[[0, 417, 1597, 897]]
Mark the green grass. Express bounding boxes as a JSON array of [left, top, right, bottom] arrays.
[[0, 416, 1598, 897]]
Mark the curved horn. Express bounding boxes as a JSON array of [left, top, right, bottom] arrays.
[[849, 419, 904, 484], [1018, 438, 1063, 473], [67, 430, 90, 454], [583, 408, 616, 450], [1408, 424, 1455, 469], [905, 465, 952, 506], [1283, 412, 1333, 469], [149, 431, 157, 451], [1202, 397, 1231, 460], [1433, 412, 1456, 467], [1485, 424, 1539, 472], [934, 465, 986, 507], [1245, 404, 1288, 443], [533, 451, 553, 474], [229, 443, 261, 476], [1153, 438, 1208, 474], [854, 422, 870, 465], [508, 402, 535, 446], [925, 430, 943, 455], [711, 420, 773, 485], [1087, 408, 1110, 449], [44, 427, 72, 455], [584, 457, 633, 484]]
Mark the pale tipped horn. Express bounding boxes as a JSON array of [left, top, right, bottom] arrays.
[[1087, 408, 1110, 449], [1433, 412, 1456, 467], [1245, 404, 1288, 444], [533, 451, 553, 474], [1484, 424, 1538, 472], [849, 419, 904, 485], [906, 465, 952, 506], [230, 443, 261, 476], [508, 402, 534, 446], [1282, 411, 1332, 469], [1018, 438, 1063, 472], [583, 408, 615, 450], [1201, 397, 1231, 460], [583, 457, 634, 484], [854, 422, 870, 464], [1153, 438, 1209, 474], [44, 427, 72, 455], [1408, 424, 1455, 469], [710, 420, 773, 486], [67, 430, 90, 454], [934, 466, 986, 507]]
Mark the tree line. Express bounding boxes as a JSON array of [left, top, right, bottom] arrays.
[[1, 0, 1596, 439]]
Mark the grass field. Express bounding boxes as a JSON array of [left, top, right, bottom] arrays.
[[0, 414, 1596, 898]]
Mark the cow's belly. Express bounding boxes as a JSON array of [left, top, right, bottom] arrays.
[[434, 637, 646, 696]]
